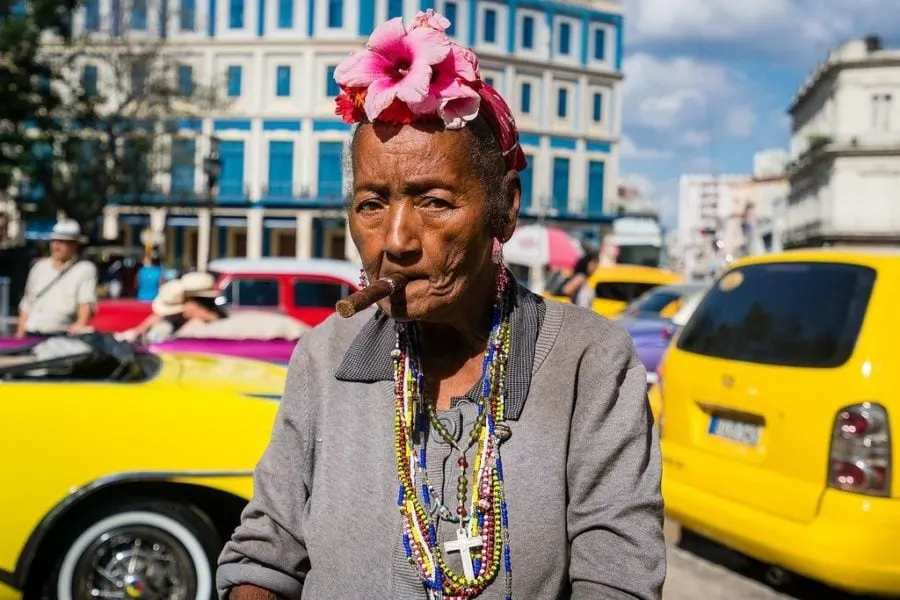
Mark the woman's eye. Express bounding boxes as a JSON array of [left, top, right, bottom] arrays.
[[356, 199, 383, 212], [422, 197, 452, 209]]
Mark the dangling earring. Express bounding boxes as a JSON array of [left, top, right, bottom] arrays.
[[359, 267, 369, 288], [491, 238, 504, 265]]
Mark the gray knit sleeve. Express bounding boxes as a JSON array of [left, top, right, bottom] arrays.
[[567, 325, 666, 599], [216, 342, 312, 598]]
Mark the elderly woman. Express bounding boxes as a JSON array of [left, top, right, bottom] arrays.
[[218, 11, 664, 600]]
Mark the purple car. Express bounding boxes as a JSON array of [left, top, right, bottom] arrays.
[[617, 283, 708, 384]]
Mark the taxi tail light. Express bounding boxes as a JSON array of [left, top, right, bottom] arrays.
[[828, 402, 891, 497]]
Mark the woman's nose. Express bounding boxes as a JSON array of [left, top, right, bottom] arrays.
[[382, 201, 422, 261]]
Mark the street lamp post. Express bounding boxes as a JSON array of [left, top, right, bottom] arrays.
[[202, 135, 222, 271]]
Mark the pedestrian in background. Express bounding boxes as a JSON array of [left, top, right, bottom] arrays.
[[15, 220, 98, 337]]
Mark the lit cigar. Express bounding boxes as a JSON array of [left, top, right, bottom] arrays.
[[336, 273, 409, 318]]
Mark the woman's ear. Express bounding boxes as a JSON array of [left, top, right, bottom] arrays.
[[497, 170, 521, 243]]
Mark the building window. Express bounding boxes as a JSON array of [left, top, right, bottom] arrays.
[[277, 0, 292, 28], [177, 65, 194, 96], [327, 0, 343, 28], [593, 28, 606, 60], [325, 65, 339, 96], [558, 22, 571, 55], [520, 155, 533, 209], [521, 15, 534, 49], [592, 93, 602, 122], [84, 0, 100, 31], [219, 140, 245, 198], [82, 65, 98, 96], [275, 65, 291, 97], [131, 0, 147, 29], [170, 138, 196, 193], [268, 140, 294, 198], [552, 157, 570, 213], [227, 65, 242, 97], [484, 76, 494, 87], [444, 1, 457, 36], [557, 87, 568, 119], [387, 0, 402, 19], [587, 160, 605, 216], [229, 0, 244, 28], [318, 141, 344, 200], [520, 82, 531, 114], [131, 64, 145, 93], [180, 0, 195, 30], [483, 8, 496, 43], [872, 93, 893, 131]]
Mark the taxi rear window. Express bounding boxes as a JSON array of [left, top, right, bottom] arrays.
[[676, 262, 876, 368]]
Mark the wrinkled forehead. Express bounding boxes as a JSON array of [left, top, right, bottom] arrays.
[[351, 122, 474, 183]]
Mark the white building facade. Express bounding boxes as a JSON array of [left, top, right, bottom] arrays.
[[786, 35, 900, 248], [60, 0, 625, 269]]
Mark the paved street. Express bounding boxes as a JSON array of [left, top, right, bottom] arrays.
[[662, 521, 874, 600]]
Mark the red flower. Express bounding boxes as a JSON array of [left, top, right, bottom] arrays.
[[335, 86, 367, 124], [376, 98, 419, 125]]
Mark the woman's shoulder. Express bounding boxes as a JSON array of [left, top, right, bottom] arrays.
[[289, 307, 380, 365], [543, 300, 638, 364]]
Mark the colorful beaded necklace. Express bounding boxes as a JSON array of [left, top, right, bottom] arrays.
[[391, 268, 513, 600]]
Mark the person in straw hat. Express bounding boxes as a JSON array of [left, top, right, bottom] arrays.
[[118, 278, 189, 342], [15, 219, 98, 338], [179, 271, 228, 326]]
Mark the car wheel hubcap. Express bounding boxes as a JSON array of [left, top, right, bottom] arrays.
[[71, 525, 195, 599]]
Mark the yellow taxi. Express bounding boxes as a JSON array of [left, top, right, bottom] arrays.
[[545, 265, 684, 316], [657, 249, 900, 596], [0, 333, 286, 600]]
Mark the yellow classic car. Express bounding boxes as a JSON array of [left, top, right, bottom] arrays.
[[544, 265, 685, 316], [0, 334, 286, 600], [658, 249, 900, 596]]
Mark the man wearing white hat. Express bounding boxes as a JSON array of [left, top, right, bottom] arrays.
[[15, 219, 98, 337]]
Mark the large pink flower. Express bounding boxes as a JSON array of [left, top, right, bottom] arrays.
[[408, 44, 482, 128], [332, 17, 451, 122]]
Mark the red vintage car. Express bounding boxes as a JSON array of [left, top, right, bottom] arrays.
[[89, 257, 362, 332]]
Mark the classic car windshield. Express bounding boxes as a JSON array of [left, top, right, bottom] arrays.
[[0, 334, 161, 382]]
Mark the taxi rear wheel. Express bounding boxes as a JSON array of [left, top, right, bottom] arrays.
[[45, 500, 220, 600]]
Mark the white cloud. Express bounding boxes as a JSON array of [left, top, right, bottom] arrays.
[[623, 0, 899, 62], [724, 107, 756, 137], [621, 135, 674, 160]]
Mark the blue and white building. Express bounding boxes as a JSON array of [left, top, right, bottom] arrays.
[[87, 0, 624, 269]]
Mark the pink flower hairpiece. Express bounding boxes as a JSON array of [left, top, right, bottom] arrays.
[[332, 9, 483, 130]]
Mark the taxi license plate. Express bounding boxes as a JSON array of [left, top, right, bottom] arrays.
[[708, 415, 760, 446]]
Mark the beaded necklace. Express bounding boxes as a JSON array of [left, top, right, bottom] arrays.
[[391, 270, 513, 600]]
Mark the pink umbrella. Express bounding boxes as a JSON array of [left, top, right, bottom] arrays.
[[503, 224, 584, 270]]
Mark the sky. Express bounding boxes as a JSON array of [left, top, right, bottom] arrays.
[[617, 0, 900, 229]]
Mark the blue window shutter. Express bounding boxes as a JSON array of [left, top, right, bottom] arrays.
[[358, 0, 374, 34], [227, 66, 242, 97], [276, 65, 291, 97], [268, 141, 294, 198], [520, 82, 531, 113], [178, 65, 194, 96], [484, 8, 496, 42], [444, 1, 456, 36], [180, 0, 195, 29], [84, 0, 100, 30], [277, 0, 292, 27], [552, 157, 569, 212], [594, 28, 605, 60], [171, 139, 196, 194], [83, 66, 98, 96], [229, 0, 243, 28], [484, 76, 494, 87], [557, 88, 567, 118], [131, 64, 145, 93], [132, 0, 148, 29], [587, 160, 605, 216], [559, 22, 570, 54], [519, 157, 533, 210], [220, 140, 245, 198], [387, 0, 402, 19], [592, 93, 602, 122], [522, 15, 533, 48], [326, 65, 338, 96], [317, 141, 344, 201], [327, 0, 342, 27]]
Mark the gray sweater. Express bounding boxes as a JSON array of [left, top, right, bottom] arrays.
[[217, 286, 666, 599]]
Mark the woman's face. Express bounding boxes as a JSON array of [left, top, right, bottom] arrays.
[[348, 122, 519, 323]]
